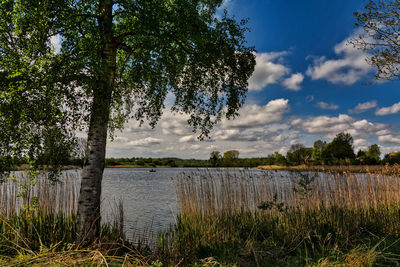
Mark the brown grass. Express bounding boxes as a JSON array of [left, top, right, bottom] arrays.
[[0, 170, 80, 217], [176, 168, 400, 214]]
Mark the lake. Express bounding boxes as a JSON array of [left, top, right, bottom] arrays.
[[101, 167, 268, 239]]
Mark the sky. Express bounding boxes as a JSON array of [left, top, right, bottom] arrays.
[[107, 0, 400, 159]]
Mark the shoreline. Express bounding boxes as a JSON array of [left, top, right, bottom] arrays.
[[257, 164, 400, 175]]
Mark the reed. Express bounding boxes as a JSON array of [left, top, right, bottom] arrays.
[[0, 170, 130, 263], [0, 170, 80, 217], [161, 168, 400, 265]]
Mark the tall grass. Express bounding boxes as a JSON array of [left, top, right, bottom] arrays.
[[0, 170, 80, 217], [160, 168, 400, 265], [0, 170, 128, 261]]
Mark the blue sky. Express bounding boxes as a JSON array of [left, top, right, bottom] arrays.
[[107, 0, 400, 159]]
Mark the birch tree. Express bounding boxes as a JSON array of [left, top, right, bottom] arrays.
[[0, 0, 256, 244]]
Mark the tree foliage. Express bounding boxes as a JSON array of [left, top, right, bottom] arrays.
[[312, 140, 326, 164], [321, 132, 355, 165], [0, 0, 256, 241], [286, 144, 312, 166], [209, 151, 221, 167], [352, 0, 400, 80], [0, 0, 256, 171]]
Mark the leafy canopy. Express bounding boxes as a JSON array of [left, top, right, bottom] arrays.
[[0, 0, 256, 176]]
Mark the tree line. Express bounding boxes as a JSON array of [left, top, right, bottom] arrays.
[[102, 132, 400, 168], [4, 131, 399, 168]]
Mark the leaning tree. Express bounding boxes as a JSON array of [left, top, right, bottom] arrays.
[[0, 0, 255, 243]]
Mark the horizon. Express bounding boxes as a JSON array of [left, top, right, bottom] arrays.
[[106, 0, 400, 159]]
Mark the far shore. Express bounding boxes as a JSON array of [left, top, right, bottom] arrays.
[[10, 164, 400, 176], [106, 165, 172, 168], [257, 164, 400, 175]]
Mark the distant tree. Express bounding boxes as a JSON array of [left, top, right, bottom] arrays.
[[383, 152, 400, 165], [223, 150, 239, 160], [286, 144, 312, 166], [352, 0, 400, 81], [366, 144, 380, 161], [357, 149, 366, 158], [274, 152, 287, 166], [289, 144, 305, 153], [312, 140, 326, 164], [321, 132, 355, 165], [223, 150, 239, 166], [357, 144, 381, 165], [209, 151, 221, 167]]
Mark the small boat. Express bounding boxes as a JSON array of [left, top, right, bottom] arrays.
[[149, 169, 156, 172]]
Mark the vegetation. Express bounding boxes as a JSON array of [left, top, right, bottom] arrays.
[[3, 167, 400, 265], [0, 0, 256, 242], [0, 171, 156, 266], [160, 168, 400, 265], [102, 132, 400, 168], [352, 0, 400, 81]]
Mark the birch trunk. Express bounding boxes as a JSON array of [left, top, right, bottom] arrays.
[[76, 0, 115, 245]]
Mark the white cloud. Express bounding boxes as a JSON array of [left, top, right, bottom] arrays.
[[248, 52, 290, 91], [221, 0, 233, 9], [316, 101, 339, 110], [380, 145, 400, 155], [306, 33, 372, 85], [222, 99, 290, 128], [354, 138, 368, 147], [160, 112, 191, 136], [349, 101, 377, 114], [291, 114, 386, 138], [127, 137, 162, 146], [378, 135, 400, 144], [375, 102, 400, 116], [179, 135, 196, 143], [376, 129, 391, 136], [50, 35, 61, 54], [353, 138, 369, 152], [282, 73, 304, 91]]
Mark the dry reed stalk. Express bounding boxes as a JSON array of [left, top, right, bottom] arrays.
[[176, 168, 400, 216], [0, 170, 81, 217]]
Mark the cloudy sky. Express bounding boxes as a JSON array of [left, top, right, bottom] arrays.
[[107, 0, 400, 159]]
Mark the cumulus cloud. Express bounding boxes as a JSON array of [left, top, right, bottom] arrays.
[[222, 99, 290, 128], [160, 112, 191, 136], [291, 114, 386, 138], [248, 52, 290, 91], [306, 33, 372, 85], [282, 73, 304, 91], [179, 135, 196, 143], [315, 101, 339, 110], [375, 101, 400, 116], [354, 138, 368, 147], [376, 129, 392, 136], [380, 145, 400, 155], [378, 135, 400, 144], [127, 137, 162, 146], [349, 100, 377, 114]]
